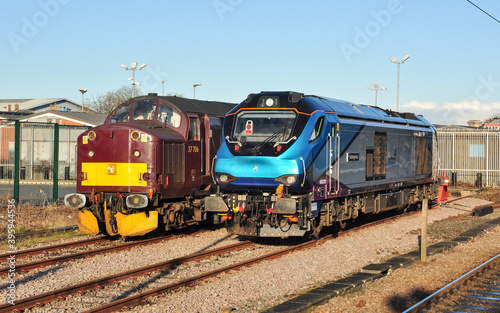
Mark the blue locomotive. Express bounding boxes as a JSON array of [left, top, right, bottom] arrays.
[[205, 91, 438, 237]]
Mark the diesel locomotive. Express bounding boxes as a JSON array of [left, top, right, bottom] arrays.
[[205, 91, 438, 237], [64, 94, 235, 237]]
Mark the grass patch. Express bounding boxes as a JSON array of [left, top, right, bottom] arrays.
[[0, 231, 89, 251], [0, 197, 78, 235]]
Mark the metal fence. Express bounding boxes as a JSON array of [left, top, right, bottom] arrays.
[[437, 128, 500, 187], [0, 121, 89, 181]]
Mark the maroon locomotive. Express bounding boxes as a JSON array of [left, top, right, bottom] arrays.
[[64, 94, 235, 236]]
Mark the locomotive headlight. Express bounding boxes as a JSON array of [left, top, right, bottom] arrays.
[[131, 131, 140, 141], [88, 131, 96, 141], [107, 164, 116, 174], [275, 174, 297, 186], [217, 173, 237, 183], [126, 194, 148, 209], [133, 150, 141, 158], [88, 151, 95, 158]]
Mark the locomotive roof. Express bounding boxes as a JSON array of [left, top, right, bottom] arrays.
[[154, 95, 236, 116], [234, 91, 433, 128]]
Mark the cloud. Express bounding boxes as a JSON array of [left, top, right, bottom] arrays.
[[400, 100, 500, 125], [402, 101, 437, 110]]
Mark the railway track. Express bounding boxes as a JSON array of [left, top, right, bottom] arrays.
[[0, 226, 222, 274], [0, 240, 256, 313], [0, 196, 481, 312], [403, 253, 500, 313], [0, 235, 109, 263]]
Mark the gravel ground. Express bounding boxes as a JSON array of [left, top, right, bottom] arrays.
[[313, 224, 500, 312], [6, 197, 498, 312], [122, 198, 497, 313]]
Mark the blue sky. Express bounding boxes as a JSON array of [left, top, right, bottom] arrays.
[[1, 0, 500, 125]]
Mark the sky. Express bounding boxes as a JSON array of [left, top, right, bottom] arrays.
[[1, 0, 500, 125]]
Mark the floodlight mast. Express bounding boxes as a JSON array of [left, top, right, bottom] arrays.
[[120, 62, 147, 97], [367, 84, 387, 107], [78, 88, 87, 112], [193, 83, 201, 99], [390, 55, 410, 112]]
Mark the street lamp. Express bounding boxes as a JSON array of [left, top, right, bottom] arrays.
[[162, 80, 165, 96], [120, 62, 147, 98], [193, 83, 201, 99], [390, 54, 410, 112], [367, 84, 387, 107], [78, 88, 87, 112]]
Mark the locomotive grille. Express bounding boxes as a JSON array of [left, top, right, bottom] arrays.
[[164, 143, 185, 183]]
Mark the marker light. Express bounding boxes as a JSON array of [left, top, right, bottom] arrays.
[[217, 173, 237, 183], [275, 174, 297, 186]]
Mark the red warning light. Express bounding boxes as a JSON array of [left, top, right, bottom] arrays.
[[245, 121, 253, 135]]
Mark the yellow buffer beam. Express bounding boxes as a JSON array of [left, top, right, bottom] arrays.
[[81, 162, 147, 187]]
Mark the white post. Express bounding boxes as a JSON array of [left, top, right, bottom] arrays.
[[421, 198, 428, 262]]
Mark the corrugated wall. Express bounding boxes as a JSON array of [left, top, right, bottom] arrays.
[[437, 128, 500, 187]]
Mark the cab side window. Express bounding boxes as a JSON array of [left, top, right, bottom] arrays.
[[310, 117, 324, 141], [188, 117, 199, 140]]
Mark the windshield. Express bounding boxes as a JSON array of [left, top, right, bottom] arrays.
[[157, 102, 181, 127], [232, 111, 296, 143], [132, 100, 156, 120], [109, 102, 131, 123]]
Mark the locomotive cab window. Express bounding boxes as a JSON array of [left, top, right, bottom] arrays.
[[133, 100, 156, 121], [309, 116, 324, 141], [188, 117, 199, 140], [232, 111, 296, 143], [109, 102, 131, 123], [157, 102, 181, 127]]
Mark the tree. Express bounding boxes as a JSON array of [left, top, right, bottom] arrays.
[[87, 86, 185, 114], [87, 86, 133, 114]]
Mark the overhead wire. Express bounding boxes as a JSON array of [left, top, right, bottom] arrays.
[[466, 0, 500, 24]]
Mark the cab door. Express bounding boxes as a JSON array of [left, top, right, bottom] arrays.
[[186, 115, 201, 185]]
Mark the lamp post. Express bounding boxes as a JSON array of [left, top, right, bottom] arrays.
[[162, 80, 165, 96], [390, 55, 410, 112], [193, 83, 201, 99], [78, 89, 87, 112], [367, 84, 387, 107], [120, 62, 147, 98]]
